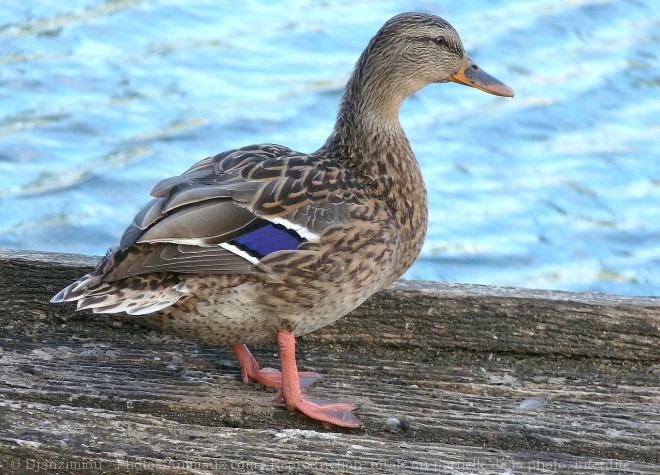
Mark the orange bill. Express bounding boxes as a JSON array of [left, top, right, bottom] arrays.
[[450, 56, 514, 97]]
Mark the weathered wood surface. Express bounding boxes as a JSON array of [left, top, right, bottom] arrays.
[[0, 248, 658, 474]]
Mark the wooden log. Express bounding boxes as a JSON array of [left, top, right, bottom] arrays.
[[1, 249, 659, 474]]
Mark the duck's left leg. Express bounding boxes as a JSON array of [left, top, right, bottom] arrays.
[[275, 330, 361, 428], [232, 343, 322, 388]]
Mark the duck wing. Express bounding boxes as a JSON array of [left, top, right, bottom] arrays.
[[99, 143, 368, 281]]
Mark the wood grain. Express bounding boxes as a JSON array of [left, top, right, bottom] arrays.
[[1, 249, 658, 474]]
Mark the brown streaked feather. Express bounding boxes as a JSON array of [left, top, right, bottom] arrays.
[[136, 201, 259, 245], [76, 274, 189, 315], [104, 243, 255, 282], [119, 144, 370, 253], [54, 143, 375, 304]]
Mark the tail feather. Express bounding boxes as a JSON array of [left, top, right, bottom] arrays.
[[50, 273, 103, 303], [51, 273, 189, 316]]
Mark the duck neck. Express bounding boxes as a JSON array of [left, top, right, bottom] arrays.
[[321, 73, 426, 201], [320, 71, 428, 228]]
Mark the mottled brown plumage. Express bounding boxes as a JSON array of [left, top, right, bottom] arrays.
[[51, 12, 513, 427]]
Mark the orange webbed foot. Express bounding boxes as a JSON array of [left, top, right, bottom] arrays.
[[232, 336, 361, 428], [275, 331, 362, 428], [292, 396, 361, 428], [232, 343, 322, 389]]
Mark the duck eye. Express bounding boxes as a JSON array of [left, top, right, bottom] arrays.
[[433, 36, 446, 46]]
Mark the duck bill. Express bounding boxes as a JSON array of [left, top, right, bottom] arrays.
[[450, 56, 514, 97]]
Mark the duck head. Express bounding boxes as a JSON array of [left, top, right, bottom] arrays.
[[355, 12, 514, 101]]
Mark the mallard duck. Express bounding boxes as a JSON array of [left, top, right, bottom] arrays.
[[51, 12, 513, 428]]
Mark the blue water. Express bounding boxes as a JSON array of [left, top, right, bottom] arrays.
[[1, 1, 658, 296]]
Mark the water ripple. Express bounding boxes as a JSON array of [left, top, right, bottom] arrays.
[[0, 0, 657, 295]]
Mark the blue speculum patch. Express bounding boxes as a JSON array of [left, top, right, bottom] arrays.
[[231, 222, 304, 258]]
